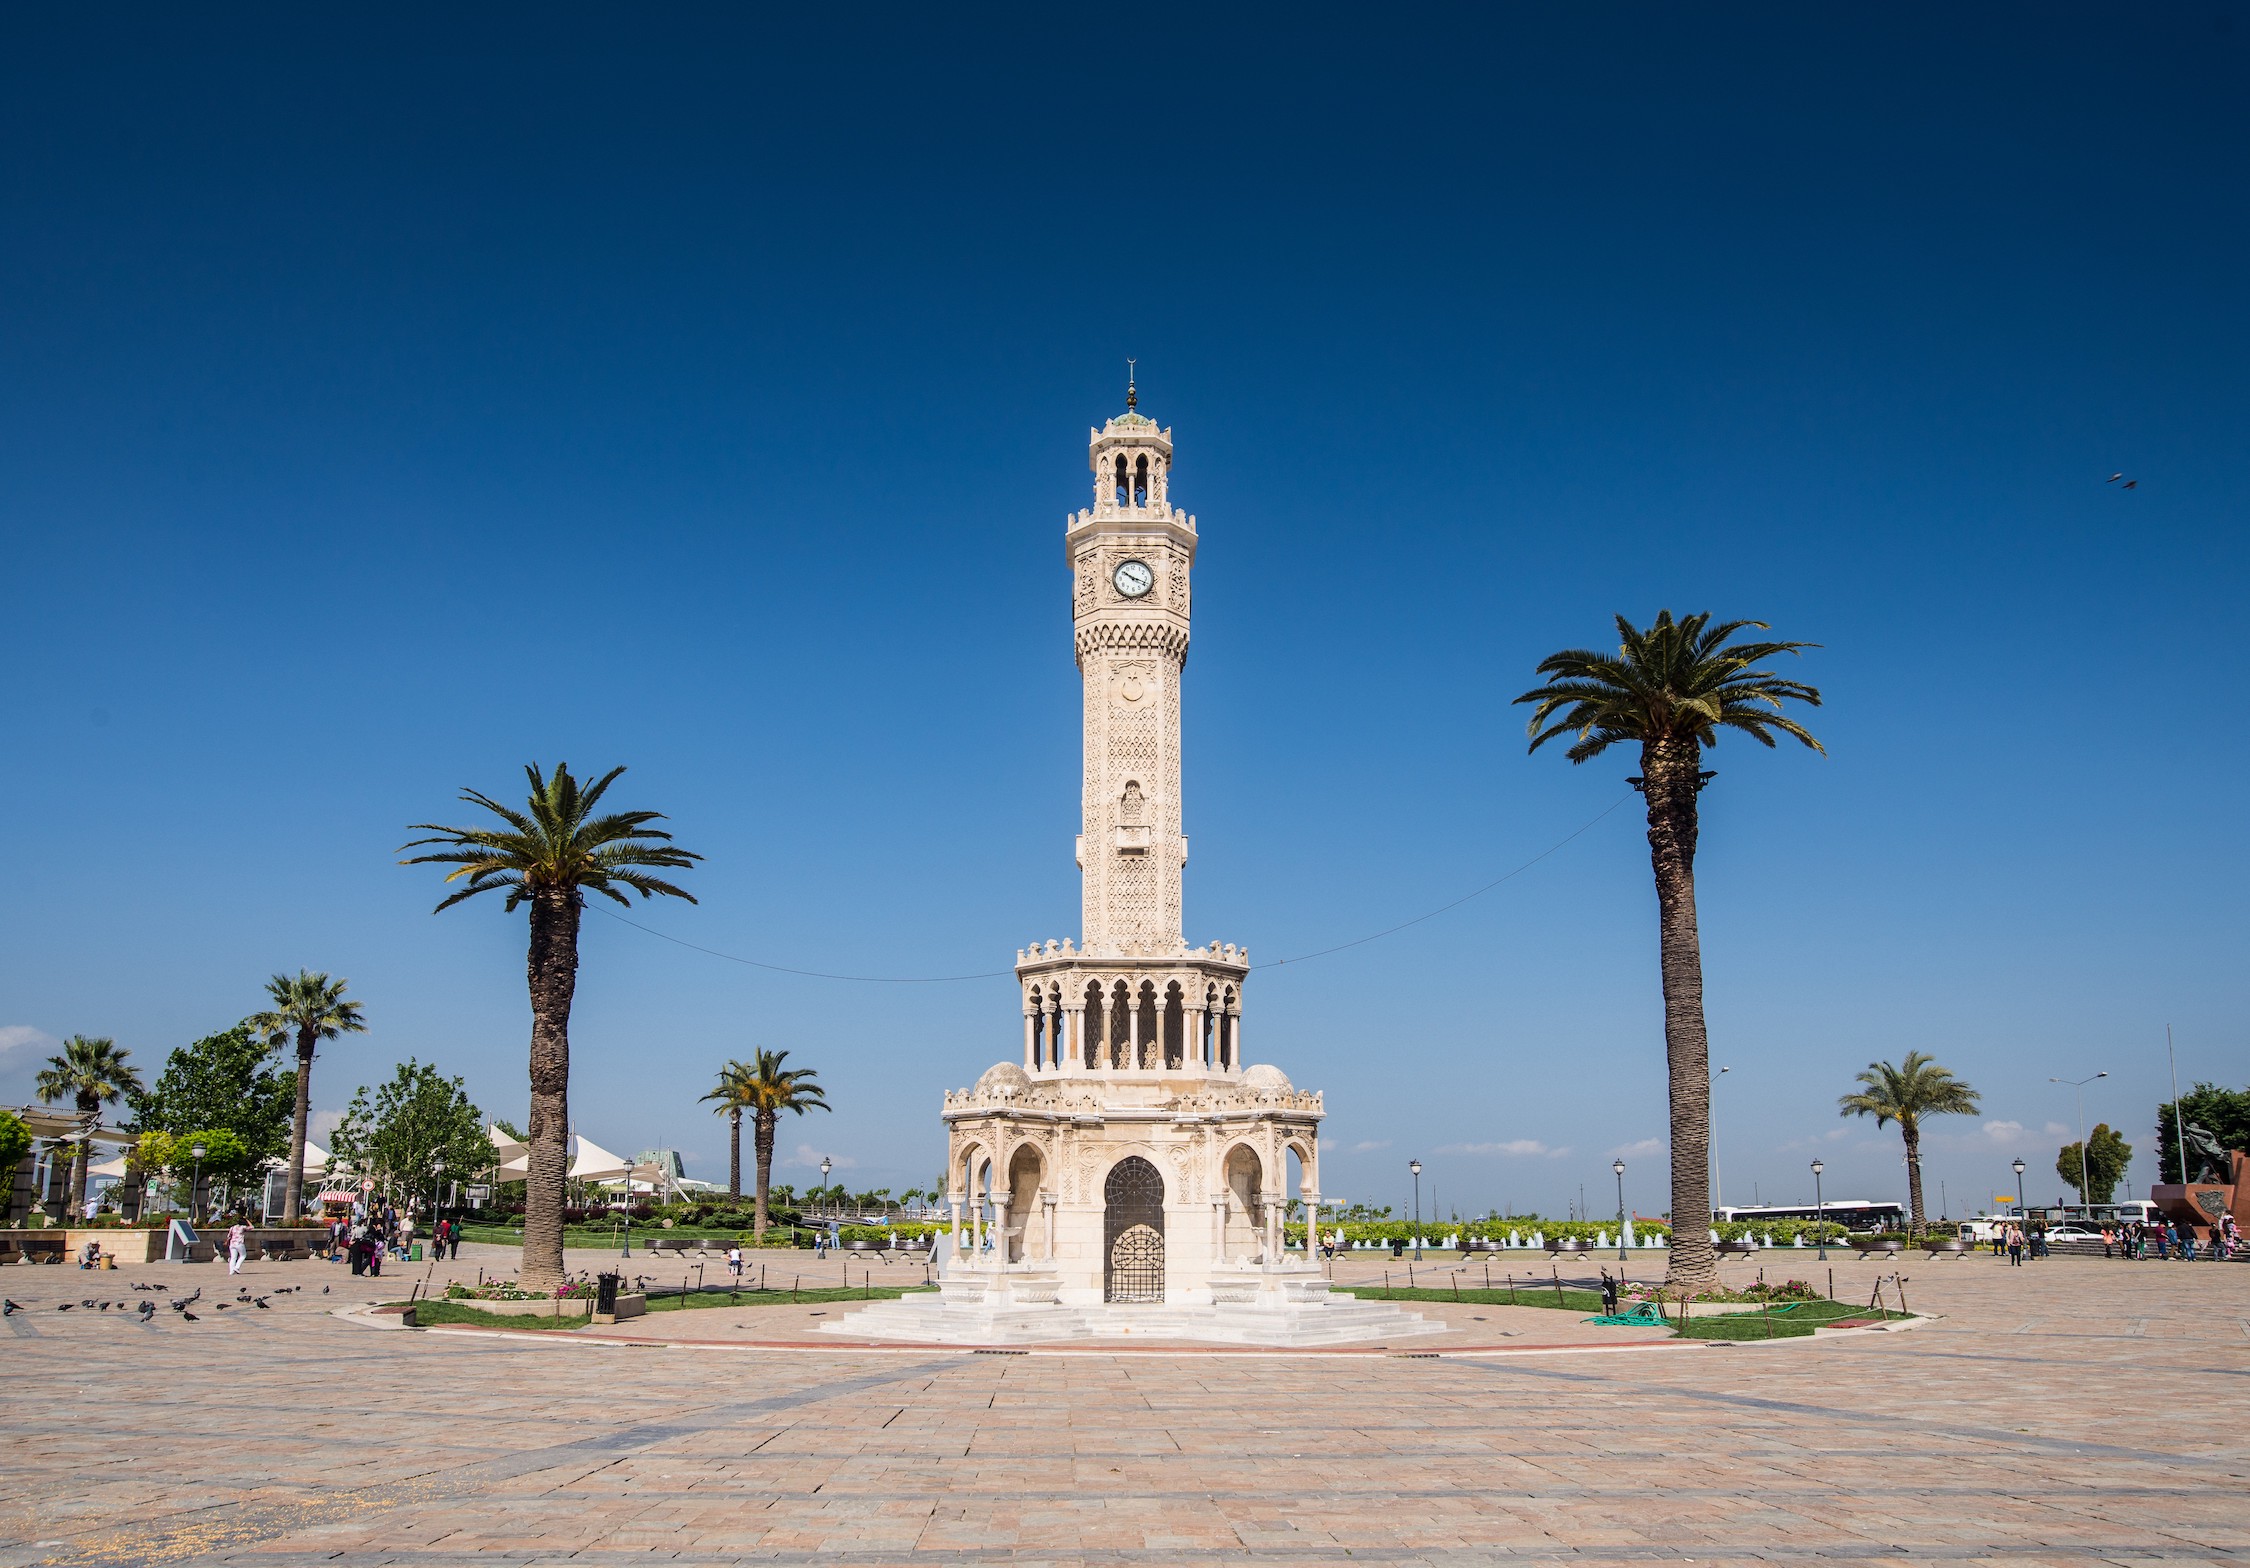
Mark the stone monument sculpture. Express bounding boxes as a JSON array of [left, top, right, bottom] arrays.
[[828, 383, 1438, 1345]]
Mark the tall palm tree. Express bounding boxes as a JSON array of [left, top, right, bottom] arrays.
[[400, 763, 700, 1291], [735, 1047, 828, 1237], [1838, 1052, 1981, 1237], [701, 1059, 756, 1199], [35, 1036, 144, 1219], [1518, 611, 1822, 1292], [248, 970, 368, 1225]]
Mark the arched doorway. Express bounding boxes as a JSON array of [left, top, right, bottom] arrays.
[[1103, 1156, 1165, 1303]]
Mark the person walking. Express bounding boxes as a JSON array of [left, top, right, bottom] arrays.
[[448, 1221, 463, 1260], [726, 1242, 743, 1281], [226, 1219, 249, 1275], [2100, 1225, 2116, 1259], [2006, 1225, 2025, 1267]]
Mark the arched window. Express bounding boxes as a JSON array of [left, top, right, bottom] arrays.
[[1114, 454, 1130, 506], [1133, 454, 1149, 506]]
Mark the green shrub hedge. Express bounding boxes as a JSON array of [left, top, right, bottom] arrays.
[[1284, 1217, 1846, 1246]]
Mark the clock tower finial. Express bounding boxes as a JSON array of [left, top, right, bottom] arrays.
[[1125, 358, 1136, 411]]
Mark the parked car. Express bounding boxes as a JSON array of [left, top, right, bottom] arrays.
[[2039, 1224, 2105, 1245]]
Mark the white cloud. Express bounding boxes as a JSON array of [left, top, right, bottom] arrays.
[[1608, 1138, 1665, 1160], [1348, 1139, 1392, 1155], [1779, 1128, 1854, 1152], [1439, 1139, 1571, 1159], [0, 1025, 59, 1059], [2043, 1122, 2072, 1138], [309, 1109, 346, 1141], [785, 1143, 857, 1171], [1982, 1120, 2025, 1143]]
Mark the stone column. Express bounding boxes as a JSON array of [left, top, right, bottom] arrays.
[[1043, 1194, 1058, 1262], [949, 1194, 963, 1254], [1187, 1005, 1205, 1068], [1212, 1198, 1228, 1265], [994, 1195, 1012, 1270], [1127, 993, 1141, 1070], [1066, 1003, 1084, 1070], [1301, 1191, 1319, 1267], [1022, 1010, 1037, 1071]]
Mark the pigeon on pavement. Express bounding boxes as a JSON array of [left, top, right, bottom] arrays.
[[180, 1311, 199, 1321], [2, 1300, 21, 1316]]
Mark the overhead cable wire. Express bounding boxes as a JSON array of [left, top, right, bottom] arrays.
[[590, 791, 1636, 984]]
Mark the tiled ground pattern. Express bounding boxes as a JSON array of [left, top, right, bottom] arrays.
[[1, 1246, 2244, 1566]]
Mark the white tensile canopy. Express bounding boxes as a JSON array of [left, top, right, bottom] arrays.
[[567, 1135, 670, 1191], [489, 1125, 529, 1179], [568, 1135, 632, 1182]]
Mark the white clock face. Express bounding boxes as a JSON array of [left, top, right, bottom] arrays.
[[1113, 559, 1155, 599]]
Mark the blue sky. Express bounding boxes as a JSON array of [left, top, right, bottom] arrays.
[[4, 7, 2244, 1219]]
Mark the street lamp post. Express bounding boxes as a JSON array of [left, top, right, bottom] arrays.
[[1409, 1160, 1423, 1261], [2011, 1158, 2026, 1218], [820, 1156, 833, 1216], [190, 1142, 208, 1226], [1612, 1160, 1628, 1261], [1712, 1065, 1730, 1213], [2049, 1071, 2108, 1215], [1811, 1160, 1827, 1261], [431, 1156, 446, 1252]]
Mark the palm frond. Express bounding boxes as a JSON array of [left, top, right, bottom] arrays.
[[1517, 609, 1825, 763]]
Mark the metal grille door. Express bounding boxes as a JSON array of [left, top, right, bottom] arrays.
[[1103, 1156, 1166, 1303]]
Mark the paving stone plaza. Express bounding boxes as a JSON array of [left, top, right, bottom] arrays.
[[3, 1245, 2244, 1567]]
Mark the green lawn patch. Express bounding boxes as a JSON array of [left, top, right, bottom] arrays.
[[1672, 1300, 1912, 1340], [641, 1284, 936, 1312], [399, 1300, 590, 1331], [1336, 1283, 1611, 1313]]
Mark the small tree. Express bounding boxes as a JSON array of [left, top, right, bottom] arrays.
[[1838, 1052, 1981, 1237], [34, 1036, 145, 1219], [2056, 1123, 2133, 1204], [327, 1059, 487, 1213], [0, 1109, 32, 1224], [128, 1026, 296, 1164], [248, 971, 368, 1225], [2154, 1083, 2250, 1183]]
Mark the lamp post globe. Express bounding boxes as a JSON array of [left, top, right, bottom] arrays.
[[1408, 1160, 1423, 1261], [2010, 1158, 2027, 1219], [1612, 1160, 1628, 1261], [1811, 1159, 1827, 1261], [190, 1143, 208, 1225]]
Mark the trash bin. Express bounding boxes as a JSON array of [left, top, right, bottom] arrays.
[[1390, 1239, 1406, 1258], [408, 1243, 423, 1262], [596, 1271, 621, 1316]]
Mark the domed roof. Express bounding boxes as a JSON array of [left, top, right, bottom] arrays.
[[973, 1061, 1032, 1097], [1241, 1063, 1292, 1092]]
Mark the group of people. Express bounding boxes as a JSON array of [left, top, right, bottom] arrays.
[[326, 1203, 464, 1275], [2102, 1216, 2238, 1261], [1993, 1215, 2240, 1264]]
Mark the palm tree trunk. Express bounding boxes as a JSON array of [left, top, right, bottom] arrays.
[[753, 1110, 776, 1237], [1903, 1122, 1926, 1237], [68, 1139, 91, 1221], [283, 1030, 316, 1225], [728, 1108, 743, 1199], [1641, 735, 1718, 1294], [521, 886, 582, 1292]]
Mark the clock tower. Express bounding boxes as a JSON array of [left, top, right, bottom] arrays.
[[1071, 378, 1194, 955], [822, 381, 1439, 1343]]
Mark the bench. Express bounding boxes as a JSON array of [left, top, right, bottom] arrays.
[[1849, 1239, 1903, 1259], [1919, 1240, 1971, 1259], [261, 1241, 306, 1262], [15, 1237, 66, 1265]]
